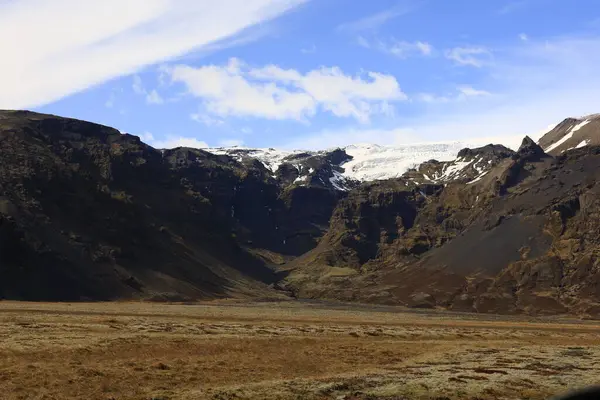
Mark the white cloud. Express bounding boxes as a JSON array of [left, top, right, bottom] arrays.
[[167, 58, 406, 123], [380, 39, 432, 58], [151, 136, 209, 149], [415, 42, 433, 56], [457, 86, 490, 97], [416, 93, 452, 104], [0, 0, 308, 109], [445, 46, 493, 67], [337, 5, 411, 32], [191, 113, 225, 126], [519, 33, 529, 41]]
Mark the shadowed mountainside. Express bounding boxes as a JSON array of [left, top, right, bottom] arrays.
[[0, 110, 341, 300]]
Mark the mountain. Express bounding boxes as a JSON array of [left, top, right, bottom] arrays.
[[0, 110, 340, 300], [208, 141, 487, 189], [284, 136, 600, 316], [2, 110, 600, 317], [538, 114, 600, 155]]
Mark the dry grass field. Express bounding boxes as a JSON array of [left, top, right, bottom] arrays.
[[1, 301, 599, 400]]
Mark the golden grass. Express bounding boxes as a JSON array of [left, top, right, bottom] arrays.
[[1, 301, 599, 399]]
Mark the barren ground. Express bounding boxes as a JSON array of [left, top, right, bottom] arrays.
[[1, 301, 599, 400]]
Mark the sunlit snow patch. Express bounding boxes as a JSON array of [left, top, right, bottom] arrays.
[[341, 142, 471, 182]]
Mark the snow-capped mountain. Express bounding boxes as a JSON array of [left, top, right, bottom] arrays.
[[340, 142, 473, 181], [208, 141, 488, 190], [207, 115, 600, 192]]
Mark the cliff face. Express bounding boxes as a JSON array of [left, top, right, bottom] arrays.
[[0, 110, 338, 300]]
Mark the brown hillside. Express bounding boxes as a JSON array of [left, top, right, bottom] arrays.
[[285, 138, 600, 317]]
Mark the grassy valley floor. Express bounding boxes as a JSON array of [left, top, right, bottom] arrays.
[[0, 301, 599, 399]]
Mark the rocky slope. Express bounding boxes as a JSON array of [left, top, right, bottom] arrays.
[[538, 114, 600, 155], [285, 137, 600, 316], [2, 110, 600, 317]]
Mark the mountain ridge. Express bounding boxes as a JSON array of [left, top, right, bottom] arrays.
[[2, 109, 600, 317]]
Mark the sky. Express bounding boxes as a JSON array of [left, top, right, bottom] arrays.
[[2, 0, 600, 150]]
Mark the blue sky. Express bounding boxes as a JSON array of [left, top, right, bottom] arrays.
[[2, 0, 600, 149]]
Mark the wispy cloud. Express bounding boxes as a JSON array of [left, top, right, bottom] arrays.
[[360, 37, 433, 58], [457, 86, 491, 97], [191, 113, 225, 127], [519, 33, 529, 41], [0, 0, 308, 109], [417, 85, 490, 103], [357, 36, 371, 48], [337, 4, 412, 32], [445, 46, 493, 67], [167, 58, 406, 124], [105, 93, 116, 109], [132, 75, 165, 105], [132, 75, 145, 95], [104, 87, 124, 109], [145, 90, 164, 104]]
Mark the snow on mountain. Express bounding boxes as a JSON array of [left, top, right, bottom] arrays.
[[208, 147, 300, 174], [544, 119, 591, 153], [538, 114, 600, 155], [206, 141, 482, 184], [399, 144, 515, 187], [341, 142, 474, 181]]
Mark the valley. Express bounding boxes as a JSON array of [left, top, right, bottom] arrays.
[[4, 3, 600, 400]]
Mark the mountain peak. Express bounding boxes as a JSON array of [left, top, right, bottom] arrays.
[[515, 135, 546, 162]]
